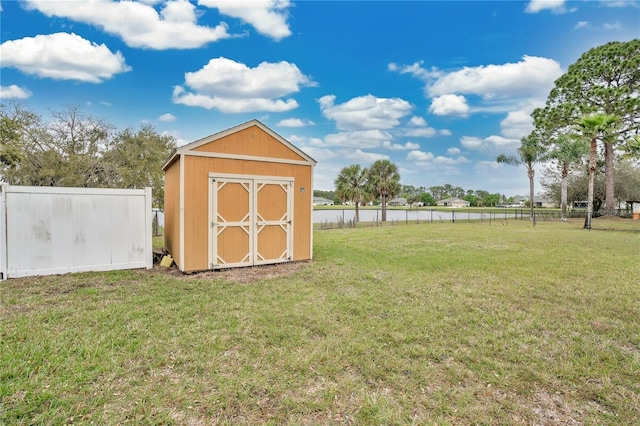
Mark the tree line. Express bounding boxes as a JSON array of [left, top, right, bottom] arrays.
[[496, 39, 640, 228], [398, 185, 509, 208], [0, 103, 176, 208], [333, 158, 516, 225]]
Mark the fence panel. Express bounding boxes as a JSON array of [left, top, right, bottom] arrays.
[[0, 185, 152, 280]]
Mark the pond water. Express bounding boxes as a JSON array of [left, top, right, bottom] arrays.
[[313, 209, 524, 224]]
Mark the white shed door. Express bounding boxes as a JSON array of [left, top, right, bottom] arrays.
[[210, 176, 292, 269]]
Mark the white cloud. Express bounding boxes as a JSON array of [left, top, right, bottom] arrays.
[[603, 21, 623, 30], [407, 150, 433, 162], [173, 86, 298, 112], [320, 129, 393, 149], [406, 150, 469, 169], [500, 110, 533, 139], [319, 94, 413, 131], [428, 56, 563, 100], [574, 21, 590, 30], [183, 58, 314, 97], [344, 149, 389, 162], [447, 147, 461, 155], [429, 94, 470, 117], [401, 127, 438, 138], [162, 129, 189, 147], [199, 0, 292, 41], [172, 58, 314, 113], [600, 1, 639, 7], [440, 129, 453, 136], [0, 84, 33, 99], [388, 60, 442, 81], [460, 135, 520, 154], [0, 33, 130, 83], [24, 0, 233, 49], [277, 118, 315, 127], [525, 0, 572, 14], [460, 136, 483, 150], [408, 116, 427, 126], [159, 113, 177, 122], [297, 146, 338, 162], [476, 160, 504, 172], [382, 141, 420, 150]]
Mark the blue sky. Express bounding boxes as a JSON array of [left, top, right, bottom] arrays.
[[1, 1, 638, 196]]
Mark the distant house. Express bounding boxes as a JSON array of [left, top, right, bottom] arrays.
[[436, 197, 470, 208], [313, 196, 334, 206], [388, 197, 408, 206], [627, 200, 640, 220], [533, 196, 557, 208]]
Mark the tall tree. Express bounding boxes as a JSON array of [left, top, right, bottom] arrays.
[[497, 133, 548, 222], [0, 102, 61, 185], [48, 106, 115, 187], [622, 135, 640, 160], [104, 125, 177, 208], [575, 114, 619, 229], [367, 159, 400, 222], [535, 39, 640, 215], [541, 158, 640, 213], [548, 134, 589, 221], [0, 106, 25, 170], [429, 185, 444, 201], [421, 192, 435, 206], [334, 164, 369, 224]]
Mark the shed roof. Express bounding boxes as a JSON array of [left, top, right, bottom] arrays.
[[163, 119, 317, 170]]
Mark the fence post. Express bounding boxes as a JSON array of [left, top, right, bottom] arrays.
[[153, 210, 159, 236], [145, 187, 153, 270], [0, 184, 6, 280]]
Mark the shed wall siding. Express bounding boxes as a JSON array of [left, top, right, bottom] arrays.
[[182, 155, 311, 272]]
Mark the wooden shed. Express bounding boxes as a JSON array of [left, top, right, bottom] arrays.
[[163, 120, 316, 272]]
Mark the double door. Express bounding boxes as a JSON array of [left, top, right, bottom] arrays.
[[209, 175, 293, 269]]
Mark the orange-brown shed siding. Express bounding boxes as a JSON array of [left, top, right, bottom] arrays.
[[163, 120, 315, 273], [192, 126, 306, 162]]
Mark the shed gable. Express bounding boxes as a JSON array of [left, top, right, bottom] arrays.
[[192, 125, 306, 162]]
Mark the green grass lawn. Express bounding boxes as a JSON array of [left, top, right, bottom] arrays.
[[2, 218, 639, 424]]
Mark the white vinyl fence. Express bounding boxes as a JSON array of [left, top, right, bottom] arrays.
[[0, 185, 152, 280]]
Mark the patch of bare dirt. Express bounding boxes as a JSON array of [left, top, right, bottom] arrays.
[[153, 260, 311, 284]]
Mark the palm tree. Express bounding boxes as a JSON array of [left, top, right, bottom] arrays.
[[575, 114, 619, 229], [334, 164, 369, 224], [548, 134, 589, 221], [497, 133, 548, 223], [367, 159, 401, 222]]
